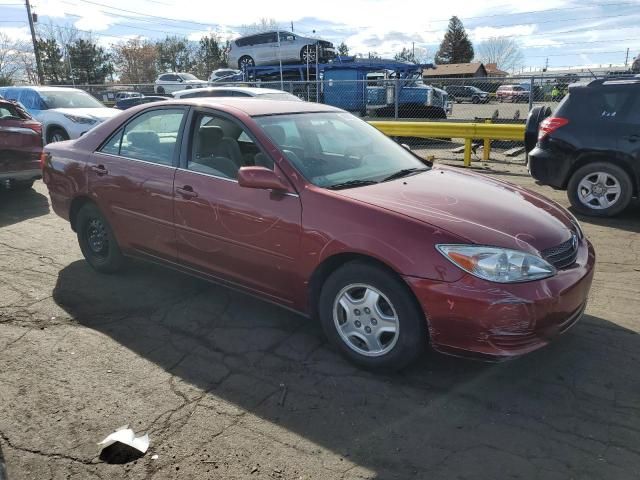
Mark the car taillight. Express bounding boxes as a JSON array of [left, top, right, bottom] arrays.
[[538, 116, 569, 140], [28, 122, 42, 136], [39, 151, 49, 170]]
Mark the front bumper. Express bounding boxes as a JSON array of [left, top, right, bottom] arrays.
[[404, 239, 595, 360]]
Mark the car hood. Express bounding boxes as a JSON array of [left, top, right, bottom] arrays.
[[334, 165, 577, 254], [52, 107, 119, 122]]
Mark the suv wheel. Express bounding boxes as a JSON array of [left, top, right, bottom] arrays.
[[318, 262, 426, 370], [301, 45, 317, 63], [76, 203, 125, 273], [472, 95, 480, 104], [156, 86, 165, 94], [47, 128, 69, 144], [567, 162, 633, 217], [238, 56, 255, 69]]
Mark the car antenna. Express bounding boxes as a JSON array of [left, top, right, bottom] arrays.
[[587, 68, 597, 80]]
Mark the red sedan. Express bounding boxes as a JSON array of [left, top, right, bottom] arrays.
[[0, 99, 43, 190], [42, 98, 595, 369]]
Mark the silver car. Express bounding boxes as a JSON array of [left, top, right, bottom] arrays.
[[228, 31, 335, 69]]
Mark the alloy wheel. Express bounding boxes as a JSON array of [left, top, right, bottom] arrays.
[[577, 171, 622, 210], [302, 46, 317, 63], [333, 284, 399, 357]]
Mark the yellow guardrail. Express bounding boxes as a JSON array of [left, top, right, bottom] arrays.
[[369, 121, 526, 167]]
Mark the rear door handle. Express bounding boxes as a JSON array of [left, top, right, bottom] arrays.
[[176, 185, 198, 199], [90, 165, 108, 175]]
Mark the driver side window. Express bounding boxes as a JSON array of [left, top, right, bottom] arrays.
[[189, 113, 272, 179]]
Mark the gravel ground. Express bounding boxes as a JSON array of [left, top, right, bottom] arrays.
[[0, 158, 639, 480]]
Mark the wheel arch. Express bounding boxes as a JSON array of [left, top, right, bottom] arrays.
[[68, 195, 95, 232], [566, 152, 638, 195], [307, 252, 422, 321], [45, 123, 69, 142]]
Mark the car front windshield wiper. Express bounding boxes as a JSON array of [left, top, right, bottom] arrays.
[[381, 167, 429, 182], [327, 179, 379, 190]]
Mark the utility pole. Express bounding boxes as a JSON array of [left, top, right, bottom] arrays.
[[25, 0, 44, 85], [625, 47, 630, 67]]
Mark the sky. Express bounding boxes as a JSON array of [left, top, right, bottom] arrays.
[[1, 0, 639, 72]]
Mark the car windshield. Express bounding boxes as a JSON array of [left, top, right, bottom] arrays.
[[255, 112, 427, 188], [39, 90, 104, 109], [469, 86, 483, 93], [258, 93, 301, 101], [180, 73, 198, 81]]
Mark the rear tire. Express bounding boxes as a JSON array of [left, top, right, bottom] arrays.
[[567, 162, 633, 217], [76, 203, 125, 273], [238, 56, 255, 69], [318, 261, 427, 370]]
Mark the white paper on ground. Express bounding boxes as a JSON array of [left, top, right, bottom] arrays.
[[97, 425, 149, 454]]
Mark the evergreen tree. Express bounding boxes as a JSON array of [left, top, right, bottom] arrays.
[[434, 16, 474, 64], [195, 35, 227, 78], [337, 42, 349, 56], [35, 37, 67, 84], [395, 47, 416, 63], [68, 39, 113, 84]]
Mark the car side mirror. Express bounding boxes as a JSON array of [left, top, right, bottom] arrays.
[[238, 166, 290, 192], [178, 78, 184, 82]]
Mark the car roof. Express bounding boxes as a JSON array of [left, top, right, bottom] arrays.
[[175, 86, 292, 97], [164, 97, 341, 116], [7, 86, 88, 93]]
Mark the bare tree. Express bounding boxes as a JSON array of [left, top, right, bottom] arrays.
[[0, 33, 26, 84], [111, 38, 157, 84], [240, 18, 279, 35], [476, 37, 523, 73]]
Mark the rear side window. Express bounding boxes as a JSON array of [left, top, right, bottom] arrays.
[[561, 89, 632, 121], [100, 109, 185, 165]]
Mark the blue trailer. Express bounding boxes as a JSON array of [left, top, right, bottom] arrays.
[[242, 56, 452, 118]]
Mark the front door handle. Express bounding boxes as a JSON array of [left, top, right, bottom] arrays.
[[90, 165, 108, 175], [176, 185, 198, 199], [626, 134, 639, 143]]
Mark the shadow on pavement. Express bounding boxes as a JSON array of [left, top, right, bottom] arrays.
[[52, 259, 640, 479], [0, 183, 50, 228], [571, 200, 640, 234]]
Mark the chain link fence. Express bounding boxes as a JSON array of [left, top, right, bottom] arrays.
[[66, 73, 605, 164]]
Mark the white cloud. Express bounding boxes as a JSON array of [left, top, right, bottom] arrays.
[[470, 24, 537, 42], [0, 26, 32, 43]]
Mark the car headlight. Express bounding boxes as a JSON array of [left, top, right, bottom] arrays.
[[436, 244, 556, 283], [64, 114, 97, 125]]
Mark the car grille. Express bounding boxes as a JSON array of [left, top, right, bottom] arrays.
[[542, 235, 579, 269]]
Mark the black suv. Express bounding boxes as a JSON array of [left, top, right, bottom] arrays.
[[527, 77, 640, 216]]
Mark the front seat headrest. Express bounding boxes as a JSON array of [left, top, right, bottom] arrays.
[[263, 124, 286, 145]]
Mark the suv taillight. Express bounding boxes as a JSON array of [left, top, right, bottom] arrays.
[[538, 116, 569, 140]]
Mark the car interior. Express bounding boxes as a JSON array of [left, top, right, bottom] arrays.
[[188, 114, 271, 178]]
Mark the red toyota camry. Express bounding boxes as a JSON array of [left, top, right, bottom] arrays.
[[42, 98, 595, 369]]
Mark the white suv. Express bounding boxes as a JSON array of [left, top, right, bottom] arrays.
[[228, 31, 336, 69], [154, 73, 208, 94], [1, 86, 119, 144]]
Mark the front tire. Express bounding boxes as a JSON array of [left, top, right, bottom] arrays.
[[76, 203, 125, 273], [47, 128, 69, 144], [318, 262, 427, 370], [567, 162, 633, 217], [301, 45, 317, 63]]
